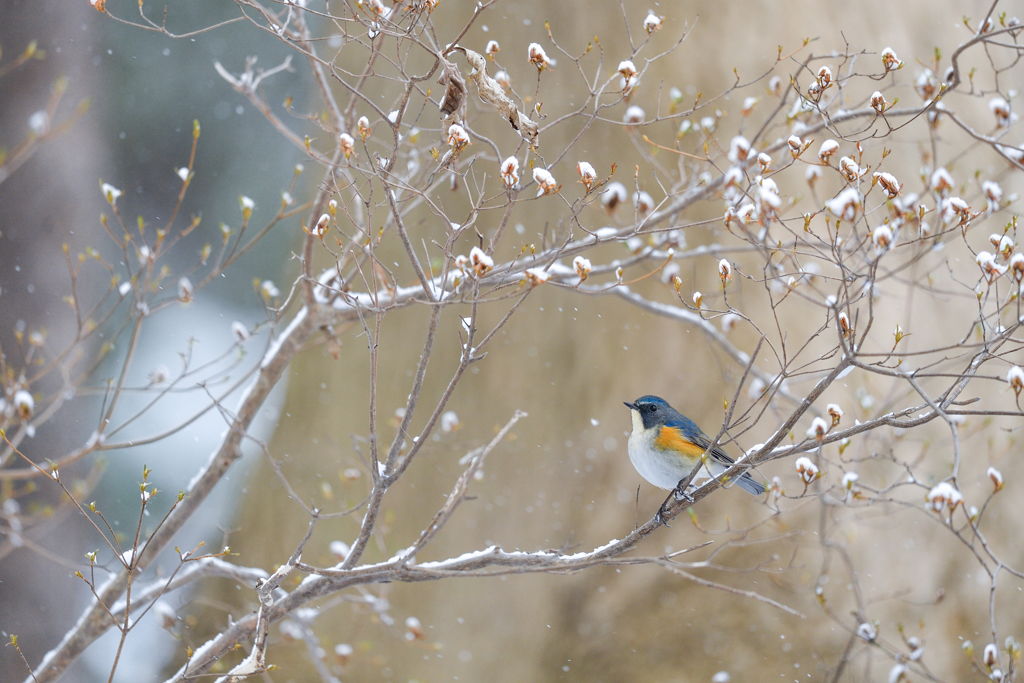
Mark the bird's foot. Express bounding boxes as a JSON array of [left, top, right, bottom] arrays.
[[654, 507, 671, 527], [672, 486, 695, 504]]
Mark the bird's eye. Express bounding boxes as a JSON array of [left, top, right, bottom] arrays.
[[648, 405, 657, 412]]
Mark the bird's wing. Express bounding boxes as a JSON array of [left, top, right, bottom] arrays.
[[654, 426, 707, 458], [687, 429, 738, 466]]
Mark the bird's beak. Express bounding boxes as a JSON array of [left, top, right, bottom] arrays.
[[623, 401, 638, 410]]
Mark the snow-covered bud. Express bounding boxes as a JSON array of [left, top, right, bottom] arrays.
[[838, 311, 851, 337], [787, 135, 807, 158], [633, 191, 654, 216], [889, 664, 907, 683], [870, 91, 889, 114], [735, 203, 756, 225], [239, 195, 255, 221], [825, 187, 861, 222], [728, 135, 751, 163], [806, 165, 822, 187], [757, 152, 771, 173], [405, 616, 425, 640], [692, 291, 703, 308], [532, 167, 558, 196], [176, 167, 190, 182], [617, 60, 637, 80], [494, 70, 511, 89], [718, 259, 732, 285], [988, 234, 1014, 257], [528, 43, 554, 70], [177, 277, 194, 303], [984, 643, 999, 669], [795, 456, 819, 484], [826, 403, 843, 426], [469, 246, 494, 277], [818, 139, 839, 162], [723, 167, 743, 189], [339, 133, 355, 159], [872, 225, 894, 253], [857, 622, 877, 642], [260, 280, 280, 300], [987, 466, 1004, 492], [841, 471, 859, 490], [573, 256, 592, 280], [976, 252, 1007, 283], [524, 267, 550, 285], [623, 105, 645, 126], [500, 156, 519, 187], [357, 116, 371, 140], [806, 416, 829, 441], [915, 69, 938, 100], [334, 643, 354, 666], [873, 172, 901, 198], [839, 156, 864, 182], [643, 10, 662, 33], [720, 313, 740, 333], [231, 321, 250, 343], [926, 481, 963, 512], [485, 40, 499, 60], [768, 75, 782, 96], [982, 181, 1004, 212], [441, 411, 460, 433], [881, 47, 903, 72], [447, 123, 471, 150], [13, 390, 34, 420], [601, 182, 628, 213], [1007, 365, 1024, 396], [930, 167, 954, 194], [989, 97, 1015, 128], [312, 213, 330, 238], [1010, 253, 1024, 282], [138, 245, 155, 268], [816, 66, 832, 88], [101, 182, 122, 207], [577, 161, 597, 191], [947, 196, 971, 222]]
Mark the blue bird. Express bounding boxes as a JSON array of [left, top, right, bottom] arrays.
[[624, 395, 765, 496]]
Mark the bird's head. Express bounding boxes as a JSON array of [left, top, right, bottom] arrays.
[[623, 395, 674, 430]]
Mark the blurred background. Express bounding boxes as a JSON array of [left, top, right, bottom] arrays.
[[1, 0, 1021, 682]]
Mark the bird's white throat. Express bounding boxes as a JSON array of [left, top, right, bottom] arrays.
[[629, 407, 645, 435]]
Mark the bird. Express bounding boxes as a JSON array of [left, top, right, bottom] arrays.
[[624, 395, 765, 496]]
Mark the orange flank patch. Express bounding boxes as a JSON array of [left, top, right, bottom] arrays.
[[654, 426, 705, 457]]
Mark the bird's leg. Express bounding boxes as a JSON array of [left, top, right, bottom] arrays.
[[672, 460, 704, 502], [656, 462, 705, 526], [672, 485, 695, 504]]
